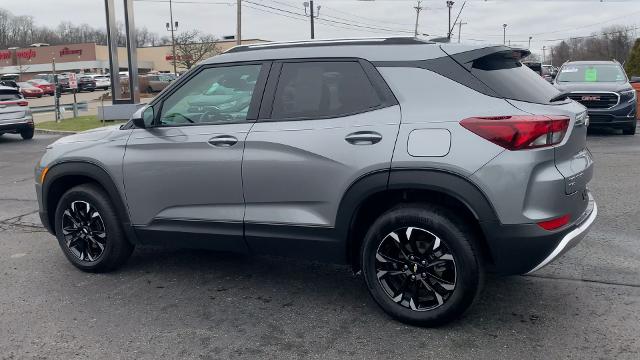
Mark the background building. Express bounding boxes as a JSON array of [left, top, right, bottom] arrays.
[[0, 39, 264, 80]]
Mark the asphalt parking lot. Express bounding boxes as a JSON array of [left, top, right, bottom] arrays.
[[0, 129, 639, 359]]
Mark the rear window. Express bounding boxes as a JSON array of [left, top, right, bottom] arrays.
[[271, 61, 382, 120], [469, 51, 561, 104], [0, 92, 21, 101]]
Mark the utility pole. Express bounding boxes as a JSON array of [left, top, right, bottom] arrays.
[[528, 36, 533, 49], [303, 1, 320, 39], [166, 0, 178, 75], [413, 1, 424, 37], [542, 45, 547, 64], [457, 21, 467, 43], [52, 57, 60, 123], [446, 1, 455, 40], [502, 24, 507, 45], [236, 0, 241, 45]]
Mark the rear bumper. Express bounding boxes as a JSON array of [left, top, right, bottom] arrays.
[[0, 118, 34, 133], [481, 191, 597, 275]]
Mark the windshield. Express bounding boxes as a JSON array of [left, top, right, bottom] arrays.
[[557, 64, 626, 83]]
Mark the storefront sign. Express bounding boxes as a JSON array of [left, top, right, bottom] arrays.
[[165, 54, 192, 61], [60, 47, 83, 57], [16, 49, 36, 60], [0, 51, 11, 60]]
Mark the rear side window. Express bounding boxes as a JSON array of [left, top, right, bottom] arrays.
[[0, 92, 21, 101], [469, 51, 560, 104], [271, 61, 382, 120]]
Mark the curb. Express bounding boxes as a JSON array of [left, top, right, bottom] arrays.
[[35, 128, 77, 135]]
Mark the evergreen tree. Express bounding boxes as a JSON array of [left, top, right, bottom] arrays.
[[625, 38, 640, 77]]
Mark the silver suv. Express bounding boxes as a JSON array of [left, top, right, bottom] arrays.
[[35, 38, 597, 326]]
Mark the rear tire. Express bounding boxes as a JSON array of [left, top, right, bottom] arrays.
[[20, 128, 34, 140], [622, 123, 636, 135], [361, 204, 483, 327], [54, 184, 134, 272]]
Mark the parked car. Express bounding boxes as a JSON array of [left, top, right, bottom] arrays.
[[0, 73, 20, 81], [27, 78, 55, 96], [0, 86, 34, 140], [17, 82, 44, 98], [542, 64, 556, 83], [144, 74, 174, 93], [92, 75, 111, 90], [33, 73, 70, 92], [0, 80, 20, 90], [77, 76, 96, 92], [35, 38, 596, 327], [554, 60, 636, 135]]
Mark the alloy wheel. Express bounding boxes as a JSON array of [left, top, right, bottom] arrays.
[[375, 227, 457, 311], [61, 201, 107, 262]]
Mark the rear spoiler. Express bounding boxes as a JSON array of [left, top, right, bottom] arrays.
[[442, 46, 532, 71]]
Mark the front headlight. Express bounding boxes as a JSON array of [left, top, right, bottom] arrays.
[[620, 89, 637, 103]]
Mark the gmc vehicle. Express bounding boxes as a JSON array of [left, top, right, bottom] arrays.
[[0, 85, 34, 140], [35, 38, 596, 326], [554, 60, 637, 135]]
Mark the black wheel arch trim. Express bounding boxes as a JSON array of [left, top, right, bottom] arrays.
[[335, 168, 499, 265], [41, 161, 139, 244]]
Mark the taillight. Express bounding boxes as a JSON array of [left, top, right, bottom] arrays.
[[460, 115, 570, 150], [18, 100, 28, 106], [537, 214, 570, 231]]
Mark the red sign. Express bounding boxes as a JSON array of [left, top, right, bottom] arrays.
[[16, 49, 36, 60], [165, 54, 192, 61], [0, 51, 10, 60], [68, 73, 78, 90], [60, 47, 82, 57]]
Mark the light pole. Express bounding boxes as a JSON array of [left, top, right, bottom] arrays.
[[503, 24, 507, 45], [528, 36, 532, 49], [542, 45, 547, 64], [236, 0, 241, 45], [446, 1, 455, 40], [166, 0, 178, 75]]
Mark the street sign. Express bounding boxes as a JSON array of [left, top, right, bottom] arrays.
[[68, 73, 78, 90]]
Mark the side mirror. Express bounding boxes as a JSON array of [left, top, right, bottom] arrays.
[[131, 106, 154, 128]]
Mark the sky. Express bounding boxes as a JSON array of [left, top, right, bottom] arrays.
[[2, 0, 639, 59]]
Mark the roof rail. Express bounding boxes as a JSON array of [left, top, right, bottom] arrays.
[[225, 37, 433, 53]]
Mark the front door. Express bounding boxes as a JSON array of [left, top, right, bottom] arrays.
[[123, 62, 268, 251]]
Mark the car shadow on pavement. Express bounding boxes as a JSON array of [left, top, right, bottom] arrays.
[[115, 246, 586, 330]]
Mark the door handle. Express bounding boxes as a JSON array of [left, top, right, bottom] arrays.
[[345, 131, 383, 145], [208, 135, 238, 147]]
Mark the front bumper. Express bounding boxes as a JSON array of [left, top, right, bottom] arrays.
[[481, 192, 597, 275], [587, 100, 636, 128]]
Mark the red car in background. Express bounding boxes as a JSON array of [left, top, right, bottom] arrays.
[[17, 82, 44, 98], [27, 79, 55, 95]]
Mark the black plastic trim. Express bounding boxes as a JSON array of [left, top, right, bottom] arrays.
[[134, 218, 248, 252], [40, 161, 139, 244]]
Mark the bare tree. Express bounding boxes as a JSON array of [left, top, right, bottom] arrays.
[[550, 25, 634, 66], [172, 30, 220, 70]]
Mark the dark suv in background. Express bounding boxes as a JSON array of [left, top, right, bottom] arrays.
[[554, 60, 637, 135]]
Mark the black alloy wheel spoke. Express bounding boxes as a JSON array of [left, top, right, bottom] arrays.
[[375, 226, 457, 312], [62, 201, 107, 263]]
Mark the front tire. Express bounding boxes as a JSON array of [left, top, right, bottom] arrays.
[[361, 204, 483, 326], [54, 184, 134, 272]]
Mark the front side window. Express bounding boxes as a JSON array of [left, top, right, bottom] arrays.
[[271, 61, 382, 120], [557, 63, 626, 83], [159, 64, 261, 125]]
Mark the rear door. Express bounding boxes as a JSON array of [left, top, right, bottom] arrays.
[[241, 59, 401, 261]]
